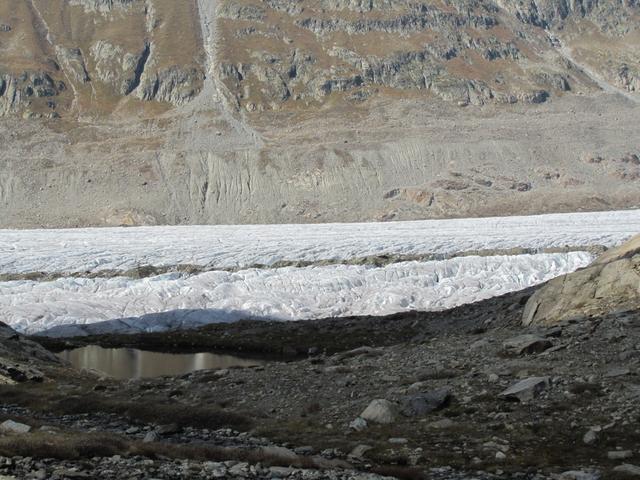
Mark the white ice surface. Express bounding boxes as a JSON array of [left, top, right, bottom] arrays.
[[2, 252, 592, 336], [1, 209, 639, 274]]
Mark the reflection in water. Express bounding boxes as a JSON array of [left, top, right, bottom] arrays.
[[58, 345, 264, 380]]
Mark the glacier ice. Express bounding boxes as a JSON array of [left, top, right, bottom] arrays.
[[2, 253, 592, 336], [0, 209, 638, 274], [1, 209, 638, 336]]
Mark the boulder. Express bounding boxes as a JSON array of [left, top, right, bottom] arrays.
[[499, 377, 550, 402], [0, 420, 31, 434], [349, 444, 372, 460], [523, 235, 640, 326], [269, 467, 295, 477], [143, 431, 160, 443], [335, 346, 384, 362], [400, 388, 452, 416], [558, 471, 601, 480], [614, 464, 640, 476], [502, 334, 552, 356], [156, 423, 181, 435], [429, 418, 456, 429], [360, 399, 398, 424], [608, 450, 633, 460], [605, 367, 631, 378], [259, 446, 298, 462], [583, 428, 599, 445], [388, 437, 408, 444], [349, 417, 368, 431]]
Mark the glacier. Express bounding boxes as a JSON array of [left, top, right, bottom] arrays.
[[0, 209, 638, 336], [2, 253, 592, 336], [1, 209, 639, 274]]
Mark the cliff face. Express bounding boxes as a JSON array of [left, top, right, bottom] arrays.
[[216, 0, 639, 112], [2, 0, 638, 118], [0, 1, 639, 227], [0, 0, 205, 119]]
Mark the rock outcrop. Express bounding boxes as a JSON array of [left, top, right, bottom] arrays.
[[0, 0, 205, 118], [1, 0, 638, 118], [523, 235, 640, 326], [216, 0, 640, 111], [0, 322, 60, 384], [0, 72, 64, 118]]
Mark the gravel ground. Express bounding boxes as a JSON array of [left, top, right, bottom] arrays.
[[1, 289, 639, 479]]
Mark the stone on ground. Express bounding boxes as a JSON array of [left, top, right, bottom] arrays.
[[143, 431, 160, 443], [499, 377, 550, 402], [259, 446, 298, 462], [360, 399, 398, 424], [400, 388, 452, 417], [558, 471, 601, 480], [349, 417, 368, 431], [614, 464, 640, 476], [502, 334, 552, 355], [608, 450, 633, 460], [0, 420, 31, 434]]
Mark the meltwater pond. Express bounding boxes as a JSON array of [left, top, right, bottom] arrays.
[[58, 346, 264, 380]]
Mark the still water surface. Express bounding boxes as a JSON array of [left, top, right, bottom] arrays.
[[59, 345, 264, 380]]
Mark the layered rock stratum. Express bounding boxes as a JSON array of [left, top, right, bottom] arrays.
[[0, 0, 639, 227]]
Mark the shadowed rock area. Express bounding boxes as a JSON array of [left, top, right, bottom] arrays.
[[0, 322, 60, 385]]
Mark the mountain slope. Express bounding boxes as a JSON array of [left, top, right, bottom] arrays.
[[0, 0, 639, 227]]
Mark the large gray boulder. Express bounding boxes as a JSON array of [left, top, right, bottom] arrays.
[[399, 388, 452, 417], [359, 399, 398, 425], [0, 420, 31, 434], [499, 377, 550, 402], [523, 235, 640, 326], [502, 334, 552, 356], [614, 464, 640, 476]]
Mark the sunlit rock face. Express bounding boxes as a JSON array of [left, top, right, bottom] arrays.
[[3, 0, 637, 118], [0, 0, 205, 118], [523, 234, 640, 327]]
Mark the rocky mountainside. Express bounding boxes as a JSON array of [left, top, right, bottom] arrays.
[[0, 0, 639, 227], [0, 0, 205, 118], [217, 0, 640, 110]]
